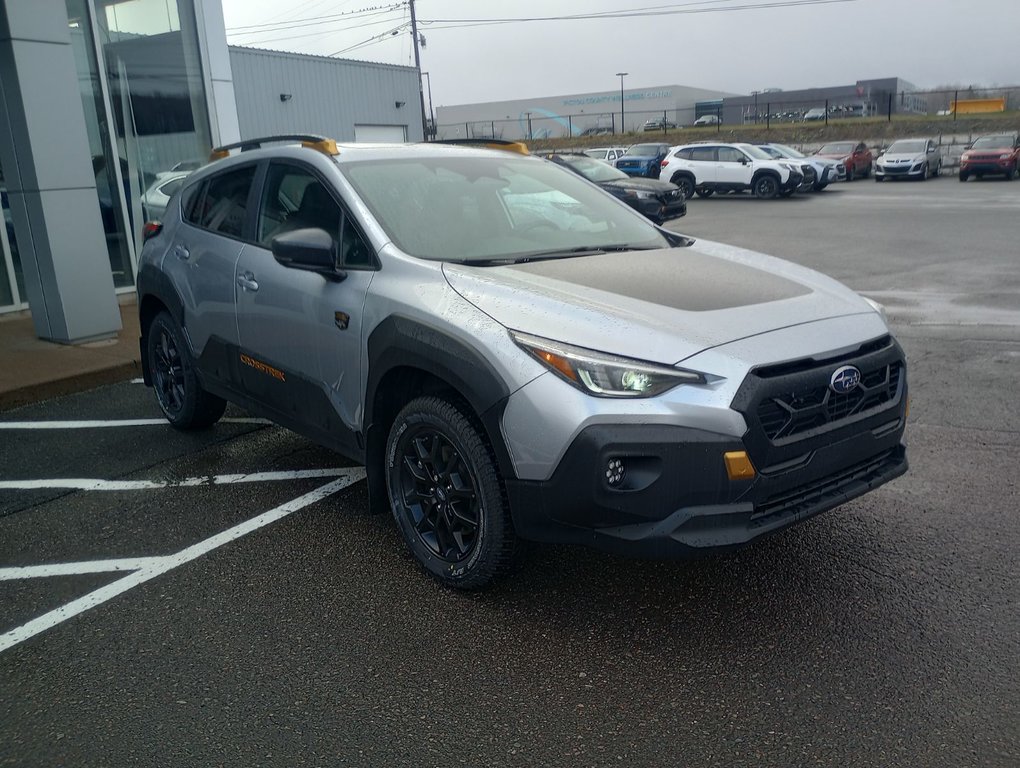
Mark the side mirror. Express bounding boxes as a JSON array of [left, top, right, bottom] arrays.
[[739, 157, 749, 165], [272, 228, 346, 281]]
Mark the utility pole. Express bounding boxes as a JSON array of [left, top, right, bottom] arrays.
[[409, 0, 429, 140], [616, 72, 628, 134]]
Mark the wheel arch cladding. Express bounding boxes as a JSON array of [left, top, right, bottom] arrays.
[[136, 265, 186, 385], [364, 316, 517, 513]]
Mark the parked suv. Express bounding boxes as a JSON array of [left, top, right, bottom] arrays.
[[959, 132, 1020, 181], [139, 135, 908, 589], [615, 143, 671, 178], [814, 141, 872, 181], [659, 142, 806, 199]]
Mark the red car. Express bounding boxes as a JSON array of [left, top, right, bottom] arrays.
[[959, 132, 1020, 181], [814, 141, 873, 181]]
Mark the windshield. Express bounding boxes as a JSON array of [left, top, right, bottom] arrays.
[[625, 144, 664, 156], [739, 145, 773, 160], [559, 155, 630, 183], [972, 136, 1012, 149], [817, 143, 854, 154], [887, 140, 926, 154], [342, 154, 668, 263], [582, 149, 607, 159], [771, 144, 805, 159]]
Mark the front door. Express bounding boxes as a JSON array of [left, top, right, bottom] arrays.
[[234, 161, 375, 453], [715, 146, 752, 188]]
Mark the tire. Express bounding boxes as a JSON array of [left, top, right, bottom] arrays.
[[919, 163, 929, 181], [860, 165, 871, 179], [875, 175, 883, 182], [1005, 164, 1017, 181], [813, 182, 828, 192], [778, 189, 795, 198], [146, 311, 226, 430], [959, 172, 968, 182], [672, 175, 695, 200], [385, 395, 520, 590], [753, 174, 779, 199], [845, 165, 855, 182], [695, 188, 714, 198], [933, 161, 941, 178]]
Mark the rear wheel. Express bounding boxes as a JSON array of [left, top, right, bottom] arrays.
[[146, 312, 226, 429], [695, 188, 714, 198], [753, 175, 779, 199], [672, 175, 695, 200], [385, 396, 521, 590]]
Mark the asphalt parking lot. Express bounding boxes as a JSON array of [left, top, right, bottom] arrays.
[[2, 178, 1018, 767]]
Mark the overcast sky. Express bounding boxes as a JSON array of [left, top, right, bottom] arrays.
[[222, 0, 1020, 106]]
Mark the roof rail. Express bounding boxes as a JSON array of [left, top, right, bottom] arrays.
[[434, 138, 530, 155], [209, 134, 339, 161]]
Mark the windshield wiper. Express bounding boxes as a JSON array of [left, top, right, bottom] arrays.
[[465, 245, 658, 267]]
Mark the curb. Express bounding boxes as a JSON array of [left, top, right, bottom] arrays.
[[0, 360, 142, 412]]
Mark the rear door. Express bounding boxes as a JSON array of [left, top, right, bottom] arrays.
[[162, 163, 257, 359], [687, 145, 718, 185], [233, 160, 376, 452]]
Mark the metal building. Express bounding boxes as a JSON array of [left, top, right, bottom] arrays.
[[229, 47, 422, 144]]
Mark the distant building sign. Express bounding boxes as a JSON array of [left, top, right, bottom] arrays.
[[561, 90, 673, 106]]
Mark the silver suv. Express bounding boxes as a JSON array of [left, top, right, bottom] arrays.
[[138, 135, 908, 589]]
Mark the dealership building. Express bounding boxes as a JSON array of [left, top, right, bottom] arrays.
[[0, 0, 422, 341]]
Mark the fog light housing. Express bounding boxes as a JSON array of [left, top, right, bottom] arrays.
[[605, 458, 626, 487]]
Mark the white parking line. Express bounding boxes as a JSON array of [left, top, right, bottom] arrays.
[[0, 557, 166, 580], [130, 378, 145, 384], [0, 469, 366, 654], [0, 418, 271, 429], [0, 469, 355, 491]]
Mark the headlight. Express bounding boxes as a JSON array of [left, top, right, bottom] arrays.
[[628, 189, 657, 200], [862, 296, 887, 322], [781, 162, 798, 173], [511, 331, 708, 398], [961, 152, 971, 161], [1000, 153, 1012, 160]]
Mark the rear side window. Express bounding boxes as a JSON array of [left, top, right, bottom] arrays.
[[673, 148, 692, 160], [690, 146, 716, 162], [190, 165, 256, 238]]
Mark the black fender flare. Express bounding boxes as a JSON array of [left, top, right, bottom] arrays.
[[363, 315, 517, 511], [136, 264, 187, 385]]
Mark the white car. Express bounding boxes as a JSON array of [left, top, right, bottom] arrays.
[[693, 114, 720, 127], [141, 172, 189, 220], [659, 142, 806, 199], [874, 138, 942, 181], [758, 143, 843, 191], [582, 147, 627, 163]]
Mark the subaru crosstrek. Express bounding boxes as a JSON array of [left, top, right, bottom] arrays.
[[139, 135, 908, 589]]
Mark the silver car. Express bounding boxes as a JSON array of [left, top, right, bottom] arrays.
[[875, 138, 943, 181], [758, 143, 844, 191], [138, 135, 908, 589]]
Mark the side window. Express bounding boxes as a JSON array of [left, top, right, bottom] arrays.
[[258, 163, 341, 247], [690, 146, 716, 162], [717, 147, 745, 163], [193, 165, 256, 238], [182, 182, 204, 223], [339, 216, 374, 269], [674, 148, 692, 160]]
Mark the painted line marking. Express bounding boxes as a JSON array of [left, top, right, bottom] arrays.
[[0, 418, 271, 429], [0, 558, 167, 581], [0, 468, 355, 492], [0, 469, 366, 654], [130, 378, 145, 384]]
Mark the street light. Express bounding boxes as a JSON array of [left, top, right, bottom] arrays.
[[616, 72, 628, 135]]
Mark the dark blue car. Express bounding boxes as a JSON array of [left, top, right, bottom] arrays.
[[614, 142, 671, 179]]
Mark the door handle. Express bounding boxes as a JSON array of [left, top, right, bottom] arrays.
[[236, 271, 259, 292], [172, 245, 190, 260]]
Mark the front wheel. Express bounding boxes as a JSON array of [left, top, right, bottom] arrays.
[[146, 312, 226, 429], [695, 188, 714, 198], [845, 165, 855, 182], [860, 165, 871, 179], [672, 175, 695, 200], [385, 396, 521, 590], [753, 175, 779, 199]]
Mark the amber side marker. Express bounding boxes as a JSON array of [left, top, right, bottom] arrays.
[[724, 451, 756, 481]]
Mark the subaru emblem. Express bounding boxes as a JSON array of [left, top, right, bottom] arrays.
[[829, 365, 861, 394]]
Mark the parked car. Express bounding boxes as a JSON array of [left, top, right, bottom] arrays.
[[138, 135, 907, 589], [874, 138, 942, 181], [659, 142, 806, 199], [959, 132, 1020, 181], [757, 143, 843, 191], [642, 118, 678, 132], [615, 143, 671, 179], [545, 152, 686, 223], [814, 141, 872, 180], [803, 107, 827, 121], [580, 126, 614, 137], [156, 159, 204, 181], [692, 114, 720, 127], [141, 172, 190, 221], [582, 147, 627, 163]]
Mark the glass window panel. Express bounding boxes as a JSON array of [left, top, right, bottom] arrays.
[[197, 165, 255, 238], [258, 165, 341, 246]]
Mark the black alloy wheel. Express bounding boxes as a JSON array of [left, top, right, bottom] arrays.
[[754, 175, 779, 199], [146, 311, 226, 429], [673, 175, 695, 200], [386, 396, 520, 589]]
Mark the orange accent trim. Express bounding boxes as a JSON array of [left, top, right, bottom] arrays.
[[723, 451, 756, 481], [239, 353, 286, 382], [302, 138, 340, 156]]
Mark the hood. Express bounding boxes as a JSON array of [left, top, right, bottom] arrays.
[[443, 239, 874, 365], [879, 152, 924, 163], [815, 152, 850, 161], [601, 177, 676, 193]]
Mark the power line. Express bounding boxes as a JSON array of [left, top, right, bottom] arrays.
[[228, 14, 406, 47], [226, 3, 402, 34]]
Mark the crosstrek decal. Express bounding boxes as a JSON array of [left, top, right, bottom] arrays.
[[240, 353, 286, 382]]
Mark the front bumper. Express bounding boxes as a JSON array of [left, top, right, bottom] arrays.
[[780, 171, 804, 192], [875, 163, 923, 178], [960, 159, 1015, 175], [630, 195, 686, 222], [505, 336, 908, 558]]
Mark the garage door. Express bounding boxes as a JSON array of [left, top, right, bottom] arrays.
[[354, 124, 408, 143]]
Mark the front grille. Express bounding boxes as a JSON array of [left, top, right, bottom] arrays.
[[883, 166, 911, 175], [752, 448, 900, 523], [756, 361, 902, 441]]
